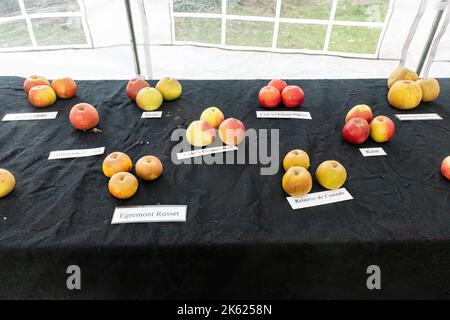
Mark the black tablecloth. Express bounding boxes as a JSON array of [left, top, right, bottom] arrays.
[[0, 77, 449, 299]]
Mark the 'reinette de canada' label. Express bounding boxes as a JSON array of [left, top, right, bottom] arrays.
[[2, 112, 58, 121], [141, 111, 162, 118], [48, 147, 105, 160], [395, 113, 443, 121], [256, 111, 312, 119], [287, 188, 353, 210], [359, 147, 387, 157], [177, 145, 238, 160], [111, 205, 187, 224]]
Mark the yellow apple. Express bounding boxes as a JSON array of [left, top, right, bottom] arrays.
[[200, 106, 224, 129], [155, 77, 182, 101], [315, 160, 347, 190], [417, 78, 440, 102], [0, 169, 16, 198], [186, 120, 216, 147], [282, 166, 312, 197], [135, 155, 163, 181], [283, 149, 310, 171], [388, 80, 422, 110], [108, 172, 138, 199], [387, 67, 418, 89], [136, 87, 163, 111]]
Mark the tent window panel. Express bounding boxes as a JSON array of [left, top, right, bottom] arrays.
[[226, 20, 274, 47], [280, 0, 332, 20], [174, 17, 221, 44], [277, 23, 327, 50], [23, 0, 80, 14], [31, 17, 87, 46], [328, 25, 381, 53], [334, 0, 389, 22], [173, 0, 222, 14], [0, 0, 21, 17], [227, 0, 277, 17], [0, 20, 31, 47]]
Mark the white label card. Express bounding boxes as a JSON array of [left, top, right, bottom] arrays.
[[177, 145, 238, 160], [48, 147, 105, 160], [141, 111, 162, 118], [2, 112, 58, 121], [111, 205, 187, 224], [256, 111, 312, 120], [395, 113, 443, 121], [287, 188, 353, 210], [359, 147, 387, 157]]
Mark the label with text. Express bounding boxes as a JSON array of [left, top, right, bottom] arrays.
[[2, 112, 58, 121], [395, 113, 442, 121], [256, 110, 312, 119], [177, 145, 238, 160], [48, 147, 105, 160], [111, 205, 187, 224], [359, 147, 387, 157], [141, 111, 162, 118], [287, 188, 353, 210]]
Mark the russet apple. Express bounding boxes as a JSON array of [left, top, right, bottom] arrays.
[[51, 77, 77, 99], [417, 78, 440, 102], [281, 85, 304, 108], [283, 149, 310, 171], [218, 118, 246, 145], [135, 155, 163, 181], [24, 75, 50, 94], [186, 120, 216, 147], [28, 85, 56, 108], [0, 169, 15, 198], [315, 160, 347, 190], [69, 103, 99, 131], [441, 156, 450, 180], [345, 104, 373, 123], [102, 152, 133, 178], [136, 87, 163, 111], [258, 86, 281, 109], [108, 172, 138, 199], [268, 79, 287, 93], [342, 117, 370, 145], [126, 77, 150, 101], [387, 66, 418, 89], [388, 80, 422, 110], [200, 106, 224, 129], [282, 166, 312, 197], [370, 115, 395, 143], [155, 77, 182, 101]]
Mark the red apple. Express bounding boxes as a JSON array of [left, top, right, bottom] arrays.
[[370, 115, 395, 143], [69, 103, 99, 131], [345, 104, 373, 123], [268, 79, 287, 93], [258, 86, 281, 109], [281, 85, 304, 108], [51, 77, 77, 99], [24, 75, 50, 94], [342, 117, 370, 145], [126, 77, 150, 101], [441, 156, 450, 180]]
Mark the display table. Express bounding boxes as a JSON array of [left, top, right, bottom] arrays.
[[0, 77, 449, 299]]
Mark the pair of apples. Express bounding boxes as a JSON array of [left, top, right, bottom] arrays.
[[258, 79, 305, 109], [342, 104, 395, 145], [102, 152, 163, 200], [24, 75, 77, 108], [281, 149, 347, 197]]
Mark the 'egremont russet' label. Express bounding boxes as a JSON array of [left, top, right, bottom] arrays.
[[111, 205, 187, 224], [359, 147, 387, 157], [48, 147, 105, 160], [141, 111, 162, 118], [2, 112, 58, 121], [256, 111, 312, 119], [395, 113, 442, 121], [287, 188, 353, 210], [177, 145, 238, 160]]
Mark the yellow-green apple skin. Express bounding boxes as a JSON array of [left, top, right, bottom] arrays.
[[0, 169, 15, 198], [370, 115, 395, 143], [283, 149, 310, 171], [388, 80, 422, 110], [200, 107, 224, 129], [345, 104, 373, 123], [315, 160, 347, 190], [441, 156, 450, 180], [28, 85, 57, 108], [155, 77, 182, 101], [387, 67, 418, 89], [417, 78, 440, 102], [282, 166, 312, 197], [136, 87, 163, 111], [186, 120, 216, 147]]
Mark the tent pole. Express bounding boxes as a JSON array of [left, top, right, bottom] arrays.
[[124, 0, 141, 76], [416, 2, 446, 76]]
